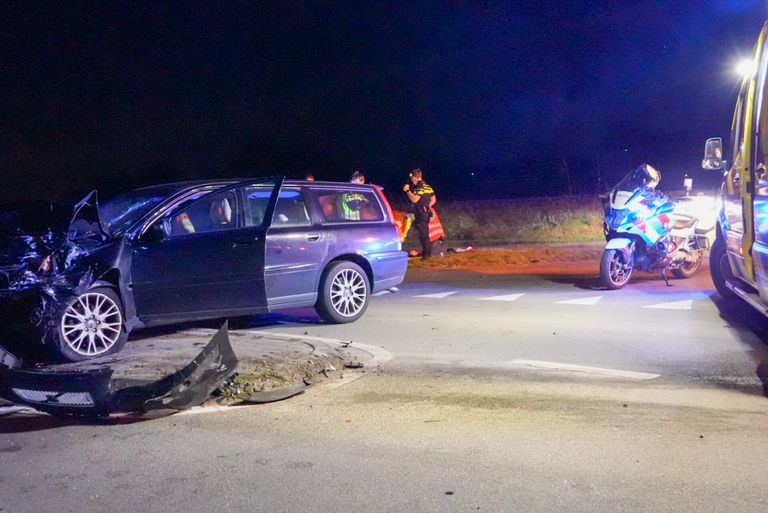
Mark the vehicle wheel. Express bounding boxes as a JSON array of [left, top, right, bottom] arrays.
[[316, 261, 370, 323], [709, 237, 737, 300], [671, 252, 702, 279], [51, 287, 127, 362], [600, 249, 633, 289]]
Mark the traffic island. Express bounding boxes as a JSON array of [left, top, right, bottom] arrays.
[[0, 323, 352, 420]]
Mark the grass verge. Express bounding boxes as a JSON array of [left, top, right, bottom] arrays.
[[400, 195, 604, 245]]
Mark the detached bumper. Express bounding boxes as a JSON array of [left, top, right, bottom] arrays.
[[0, 322, 237, 418]]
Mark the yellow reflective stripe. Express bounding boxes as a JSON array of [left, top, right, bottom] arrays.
[[741, 22, 768, 281], [417, 184, 434, 195]]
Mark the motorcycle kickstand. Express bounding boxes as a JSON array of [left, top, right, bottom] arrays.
[[660, 268, 671, 287]]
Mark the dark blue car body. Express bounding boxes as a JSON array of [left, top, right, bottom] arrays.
[[0, 177, 407, 361]]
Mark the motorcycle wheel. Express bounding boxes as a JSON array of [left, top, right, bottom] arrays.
[[671, 252, 702, 279], [709, 237, 737, 300], [600, 249, 633, 289]]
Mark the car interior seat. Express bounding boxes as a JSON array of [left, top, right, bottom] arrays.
[[209, 197, 233, 227]]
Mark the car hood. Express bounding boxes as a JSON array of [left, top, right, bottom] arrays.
[[0, 191, 110, 293], [67, 191, 110, 243]]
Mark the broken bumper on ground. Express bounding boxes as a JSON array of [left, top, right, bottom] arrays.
[[0, 322, 237, 417]]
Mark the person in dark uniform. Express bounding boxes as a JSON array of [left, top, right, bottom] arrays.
[[403, 168, 436, 259]]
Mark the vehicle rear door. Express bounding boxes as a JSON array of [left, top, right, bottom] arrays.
[[130, 177, 283, 319], [247, 186, 328, 306]]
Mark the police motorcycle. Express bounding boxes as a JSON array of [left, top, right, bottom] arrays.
[[600, 164, 711, 289]]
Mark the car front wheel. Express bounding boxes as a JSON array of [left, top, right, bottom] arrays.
[[316, 261, 370, 323], [51, 287, 128, 362], [709, 237, 736, 300]]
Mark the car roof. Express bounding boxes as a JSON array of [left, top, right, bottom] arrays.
[[133, 178, 377, 194]]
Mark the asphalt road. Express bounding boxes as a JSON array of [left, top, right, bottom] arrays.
[[2, 264, 768, 513], [274, 265, 768, 394]]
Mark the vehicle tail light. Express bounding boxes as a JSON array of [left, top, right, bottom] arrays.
[[373, 185, 396, 225]]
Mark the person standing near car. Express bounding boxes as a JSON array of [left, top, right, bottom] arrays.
[[341, 170, 368, 220], [403, 168, 436, 259]]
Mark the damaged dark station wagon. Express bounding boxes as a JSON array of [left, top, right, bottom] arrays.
[[0, 177, 407, 362]]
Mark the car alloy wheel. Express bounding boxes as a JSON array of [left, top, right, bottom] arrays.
[[329, 268, 367, 318], [60, 292, 124, 357]]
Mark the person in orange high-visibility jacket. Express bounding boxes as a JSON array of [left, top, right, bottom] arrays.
[[428, 207, 445, 242], [391, 210, 413, 242], [392, 209, 443, 244]]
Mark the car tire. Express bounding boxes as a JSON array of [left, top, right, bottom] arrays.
[[315, 261, 370, 324], [709, 237, 737, 300], [49, 287, 128, 362]]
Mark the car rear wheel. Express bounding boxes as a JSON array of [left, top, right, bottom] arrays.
[[316, 261, 370, 323], [52, 287, 128, 362]]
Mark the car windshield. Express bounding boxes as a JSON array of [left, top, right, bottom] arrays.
[[100, 186, 180, 235]]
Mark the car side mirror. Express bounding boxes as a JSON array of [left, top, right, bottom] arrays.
[[140, 221, 167, 244], [702, 137, 725, 171]]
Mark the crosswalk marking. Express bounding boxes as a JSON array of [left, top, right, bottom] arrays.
[[479, 293, 525, 302], [555, 295, 603, 306], [642, 299, 693, 310], [414, 291, 458, 299], [408, 288, 702, 310]]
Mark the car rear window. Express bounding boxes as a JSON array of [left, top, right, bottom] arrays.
[[310, 189, 384, 223]]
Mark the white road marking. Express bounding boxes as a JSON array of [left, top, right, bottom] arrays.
[[177, 404, 259, 416], [479, 293, 525, 302], [0, 405, 44, 416], [555, 296, 603, 306], [414, 291, 458, 299], [373, 291, 390, 296], [643, 299, 693, 310], [509, 359, 660, 380]]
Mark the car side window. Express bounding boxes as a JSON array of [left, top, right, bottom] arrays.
[[168, 190, 241, 237], [272, 189, 311, 226], [246, 187, 310, 227], [311, 189, 384, 222]]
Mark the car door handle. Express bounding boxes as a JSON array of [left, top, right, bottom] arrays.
[[306, 234, 321, 242], [232, 236, 259, 248]]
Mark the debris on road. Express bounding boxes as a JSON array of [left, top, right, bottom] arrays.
[[0, 322, 354, 420], [240, 380, 312, 404], [0, 322, 237, 417]]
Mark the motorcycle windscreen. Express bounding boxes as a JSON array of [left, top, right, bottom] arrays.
[[612, 165, 661, 194], [130, 177, 284, 318]]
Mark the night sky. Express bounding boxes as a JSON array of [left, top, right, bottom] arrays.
[[2, 1, 767, 205]]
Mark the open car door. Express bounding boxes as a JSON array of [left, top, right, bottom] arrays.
[[130, 177, 283, 320]]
